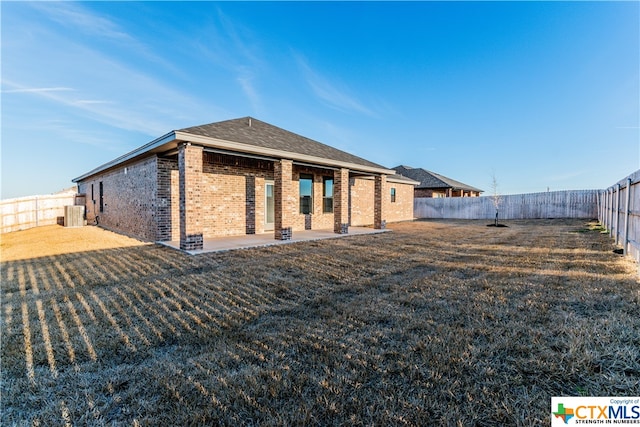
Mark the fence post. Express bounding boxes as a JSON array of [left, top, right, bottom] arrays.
[[603, 189, 608, 230], [623, 178, 631, 255], [35, 196, 39, 228], [615, 184, 621, 245], [609, 188, 614, 237]]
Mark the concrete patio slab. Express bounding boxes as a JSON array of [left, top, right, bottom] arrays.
[[159, 227, 391, 255]]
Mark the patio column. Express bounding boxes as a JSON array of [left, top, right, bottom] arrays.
[[374, 174, 387, 229], [179, 143, 203, 250], [334, 168, 349, 234], [274, 159, 294, 240]]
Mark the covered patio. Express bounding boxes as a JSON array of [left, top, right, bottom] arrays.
[[160, 226, 390, 255]]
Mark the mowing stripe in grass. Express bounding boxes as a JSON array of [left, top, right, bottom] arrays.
[[120, 250, 157, 277], [147, 279, 201, 333], [26, 261, 41, 295], [187, 273, 258, 324], [3, 298, 14, 333], [36, 299, 58, 378], [102, 252, 139, 281], [17, 264, 27, 297], [36, 262, 54, 294], [44, 257, 65, 291], [154, 277, 226, 329], [51, 298, 77, 368], [187, 273, 263, 325], [59, 399, 72, 427], [64, 296, 97, 362], [119, 250, 157, 276], [104, 290, 152, 347], [75, 293, 97, 322], [4, 263, 14, 282], [165, 359, 226, 410], [89, 290, 137, 352], [20, 301, 35, 385], [54, 260, 78, 289], [120, 282, 181, 336], [113, 287, 165, 341], [85, 256, 119, 283], [139, 279, 196, 334]]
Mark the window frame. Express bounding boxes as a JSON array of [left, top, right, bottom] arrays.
[[323, 176, 334, 213], [299, 173, 314, 214], [390, 187, 396, 203], [99, 181, 104, 212]]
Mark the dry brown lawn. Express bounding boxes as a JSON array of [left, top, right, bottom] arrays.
[[1, 219, 638, 426], [1, 225, 148, 262]]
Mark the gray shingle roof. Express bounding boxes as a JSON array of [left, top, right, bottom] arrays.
[[180, 117, 387, 171], [73, 117, 396, 183], [393, 165, 483, 193]]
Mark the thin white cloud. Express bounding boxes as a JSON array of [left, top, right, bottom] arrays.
[[74, 100, 113, 105], [30, 2, 132, 42], [1, 87, 74, 94], [201, 8, 266, 114], [295, 55, 377, 117], [237, 74, 263, 116], [27, 2, 183, 78]]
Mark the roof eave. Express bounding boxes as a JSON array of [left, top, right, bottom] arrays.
[[72, 131, 178, 182], [174, 131, 395, 175], [73, 130, 396, 182]]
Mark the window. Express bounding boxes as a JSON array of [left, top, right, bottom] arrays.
[[390, 187, 396, 203], [99, 181, 104, 213], [323, 177, 334, 213], [299, 174, 313, 214], [91, 184, 94, 202]]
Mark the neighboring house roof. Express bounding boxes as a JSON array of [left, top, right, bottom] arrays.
[[393, 165, 483, 193], [73, 117, 397, 182]]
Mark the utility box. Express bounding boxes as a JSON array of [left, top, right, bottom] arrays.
[[64, 205, 84, 227]]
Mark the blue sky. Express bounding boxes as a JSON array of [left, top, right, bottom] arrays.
[[2, 1, 638, 199]]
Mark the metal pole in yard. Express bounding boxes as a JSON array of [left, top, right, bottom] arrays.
[[623, 178, 632, 255]]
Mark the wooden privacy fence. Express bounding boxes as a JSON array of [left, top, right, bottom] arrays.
[[1, 191, 81, 234], [414, 189, 599, 220], [599, 170, 640, 266]]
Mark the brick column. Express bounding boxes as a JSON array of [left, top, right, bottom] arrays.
[[334, 168, 349, 234], [374, 174, 387, 229], [179, 143, 203, 250], [274, 159, 293, 240]]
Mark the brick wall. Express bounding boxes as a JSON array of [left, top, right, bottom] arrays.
[[333, 168, 349, 233], [290, 165, 335, 232], [201, 152, 274, 237], [77, 151, 416, 243], [179, 144, 204, 250], [349, 177, 374, 226], [386, 180, 414, 222], [156, 156, 179, 241], [274, 160, 294, 240], [77, 156, 158, 241], [349, 177, 414, 226]]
